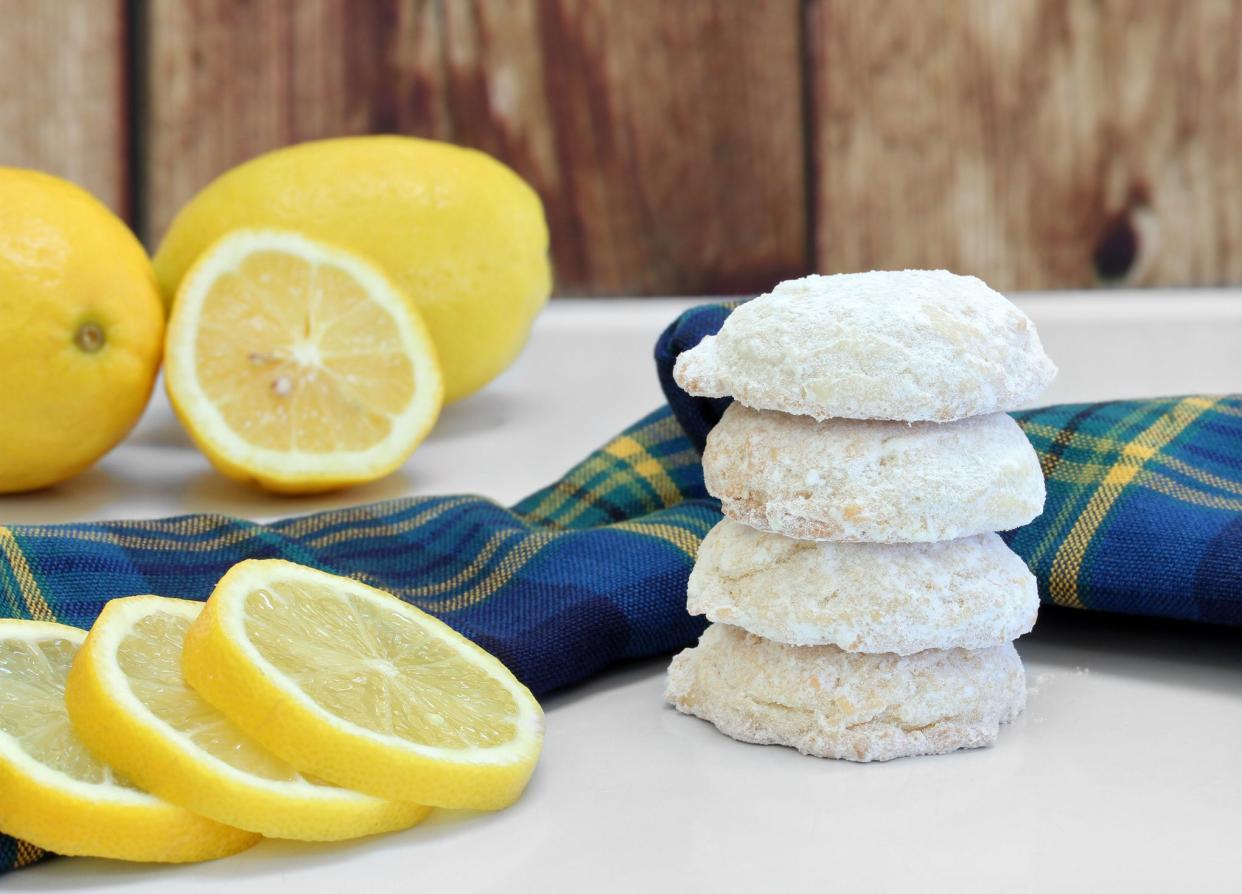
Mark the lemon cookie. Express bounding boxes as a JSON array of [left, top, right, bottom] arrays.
[[703, 403, 1045, 542], [675, 270, 1055, 422], [665, 624, 1026, 762], [688, 520, 1038, 654]]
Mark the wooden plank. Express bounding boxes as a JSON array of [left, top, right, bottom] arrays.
[[809, 0, 1242, 290], [143, 0, 436, 242], [143, 0, 806, 294], [443, 1, 807, 294], [0, 0, 128, 215]]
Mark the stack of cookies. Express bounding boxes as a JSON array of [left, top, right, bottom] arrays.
[[665, 270, 1057, 762]]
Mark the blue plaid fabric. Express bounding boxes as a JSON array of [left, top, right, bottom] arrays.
[[3, 301, 1240, 874], [0, 407, 718, 699]]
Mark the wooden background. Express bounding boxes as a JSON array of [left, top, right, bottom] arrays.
[[4, 0, 1242, 296]]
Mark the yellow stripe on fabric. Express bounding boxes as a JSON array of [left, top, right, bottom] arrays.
[[302, 496, 476, 550], [611, 520, 701, 558], [15, 497, 472, 558], [539, 458, 651, 529], [1208, 400, 1242, 418], [1048, 397, 1214, 608], [1029, 424, 1242, 498], [522, 454, 615, 525], [395, 529, 525, 598], [394, 531, 559, 613], [1045, 459, 1111, 485], [281, 503, 378, 539], [549, 440, 683, 530], [388, 514, 701, 615], [279, 498, 448, 543], [552, 479, 615, 528], [0, 527, 54, 622], [605, 436, 682, 505], [1022, 422, 1121, 454], [40, 517, 252, 554], [524, 420, 688, 526], [14, 840, 45, 868], [51, 498, 471, 563], [1156, 455, 1242, 497], [1137, 470, 1242, 511]]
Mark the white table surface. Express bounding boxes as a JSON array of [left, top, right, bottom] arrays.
[[8, 293, 1242, 893]]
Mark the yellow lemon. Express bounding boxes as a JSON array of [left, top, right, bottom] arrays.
[[66, 595, 430, 840], [164, 229, 443, 493], [0, 620, 259, 862], [0, 169, 164, 493], [182, 560, 544, 810], [153, 136, 551, 403]]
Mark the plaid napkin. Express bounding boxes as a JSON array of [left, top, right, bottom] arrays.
[[0, 406, 718, 872], [4, 302, 1240, 873]]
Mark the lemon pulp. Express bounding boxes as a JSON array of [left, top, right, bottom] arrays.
[[244, 580, 519, 749], [181, 559, 543, 809], [66, 597, 430, 841], [0, 620, 260, 862], [117, 609, 300, 780], [165, 229, 444, 492], [196, 251, 416, 454], [0, 633, 133, 787]]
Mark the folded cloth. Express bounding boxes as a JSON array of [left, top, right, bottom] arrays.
[[4, 302, 1240, 873], [0, 406, 717, 873]]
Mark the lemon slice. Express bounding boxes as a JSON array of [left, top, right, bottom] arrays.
[[164, 228, 444, 493], [66, 596, 431, 841], [182, 560, 544, 810], [0, 620, 259, 863]]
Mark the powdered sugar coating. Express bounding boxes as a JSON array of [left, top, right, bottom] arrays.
[[674, 270, 1056, 422], [665, 624, 1026, 762], [688, 520, 1038, 654], [703, 403, 1045, 542]]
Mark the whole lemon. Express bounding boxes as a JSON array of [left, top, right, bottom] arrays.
[[0, 169, 164, 493], [153, 137, 552, 403]]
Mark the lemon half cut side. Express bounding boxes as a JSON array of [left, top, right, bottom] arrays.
[[164, 228, 444, 493]]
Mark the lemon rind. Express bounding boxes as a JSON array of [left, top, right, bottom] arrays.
[[183, 560, 544, 810], [67, 596, 430, 841], [0, 620, 259, 862]]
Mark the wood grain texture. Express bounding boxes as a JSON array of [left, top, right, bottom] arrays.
[[809, 0, 1242, 290], [143, 0, 436, 241], [0, 0, 128, 215], [440, 0, 807, 294], [143, 0, 807, 294]]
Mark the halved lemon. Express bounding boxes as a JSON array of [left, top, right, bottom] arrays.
[[182, 560, 544, 810], [66, 596, 431, 840], [164, 228, 443, 493], [0, 620, 258, 862]]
